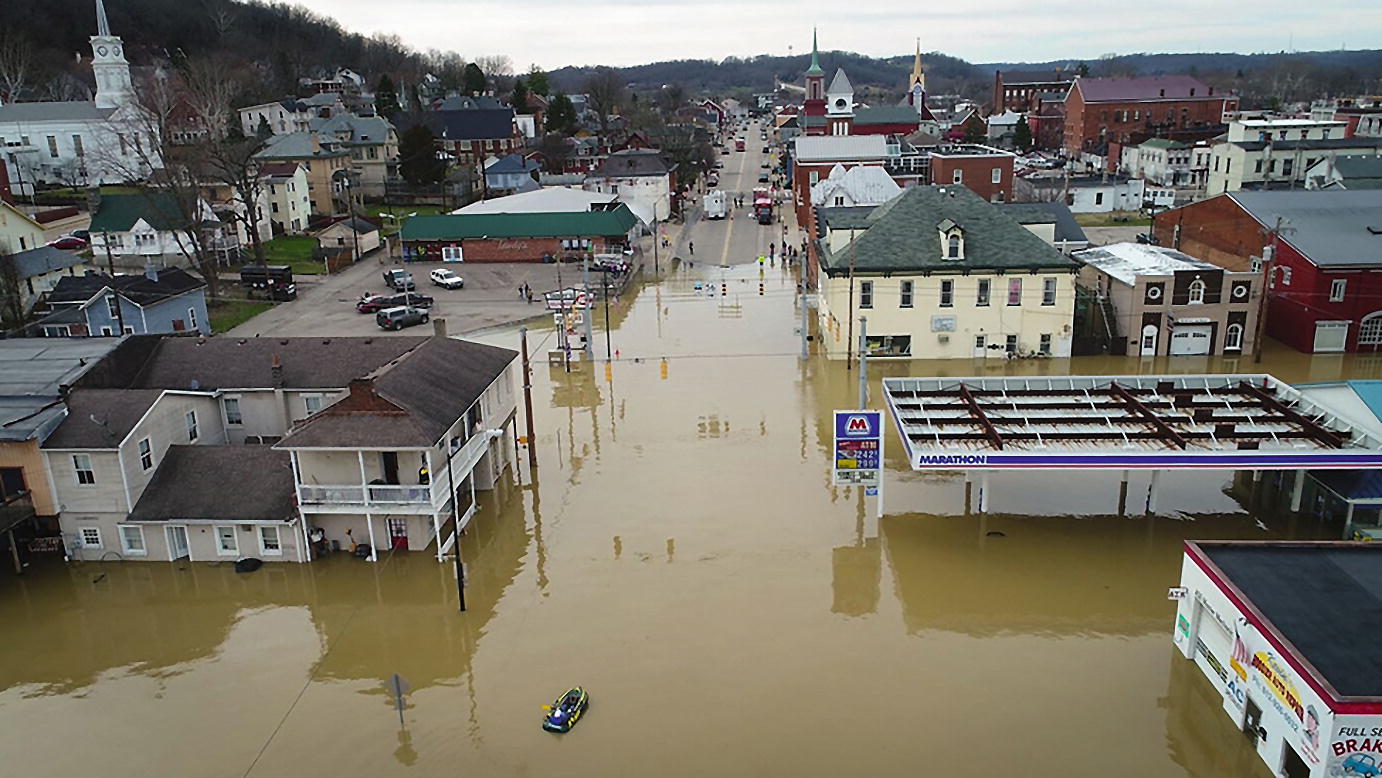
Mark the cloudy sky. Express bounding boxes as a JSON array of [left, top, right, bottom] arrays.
[[288, 0, 1380, 69]]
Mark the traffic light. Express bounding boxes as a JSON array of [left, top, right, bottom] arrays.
[[758, 282, 765, 296], [721, 282, 727, 296], [660, 358, 669, 380]]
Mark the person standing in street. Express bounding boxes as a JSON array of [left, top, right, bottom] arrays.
[[689, 241, 694, 255]]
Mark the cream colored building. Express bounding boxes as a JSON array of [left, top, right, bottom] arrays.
[[1206, 118, 1382, 194], [0, 199, 46, 253], [814, 186, 1078, 360]]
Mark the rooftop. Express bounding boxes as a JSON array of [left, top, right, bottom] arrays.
[[1139, 138, 1189, 150], [41, 388, 164, 449], [454, 187, 617, 216], [998, 69, 1078, 85], [0, 339, 117, 443], [998, 201, 1089, 244], [1075, 242, 1226, 285], [402, 205, 639, 242], [1228, 189, 1382, 267], [1195, 542, 1382, 699], [9, 246, 86, 281], [1232, 137, 1382, 153], [127, 445, 295, 523], [1075, 75, 1220, 103], [255, 131, 349, 160], [794, 134, 889, 163], [88, 193, 197, 233], [0, 101, 116, 124], [589, 149, 670, 178], [853, 106, 923, 127], [883, 374, 1382, 469], [47, 268, 206, 307], [816, 185, 1076, 274], [396, 109, 516, 142]]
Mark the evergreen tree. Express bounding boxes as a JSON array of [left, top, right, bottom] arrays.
[[375, 74, 401, 119], [225, 119, 246, 142], [526, 66, 550, 98], [398, 124, 447, 185], [462, 63, 487, 95], [1013, 116, 1032, 150], [511, 79, 530, 114], [255, 115, 273, 140], [545, 92, 578, 135]]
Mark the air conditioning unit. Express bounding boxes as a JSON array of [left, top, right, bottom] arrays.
[[937, 334, 950, 343]]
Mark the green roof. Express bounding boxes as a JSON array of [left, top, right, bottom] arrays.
[[88, 193, 192, 233], [401, 205, 639, 241], [817, 186, 1078, 274], [805, 29, 824, 76]]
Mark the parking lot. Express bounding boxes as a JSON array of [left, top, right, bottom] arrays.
[[224, 255, 625, 337]]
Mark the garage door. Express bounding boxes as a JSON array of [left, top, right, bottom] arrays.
[[1313, 321, 1350, 353], [1170, 325, 1212, 356]]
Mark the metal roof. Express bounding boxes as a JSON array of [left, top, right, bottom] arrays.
[[1074, 242, 1226, 285], [1228, 190, 1382, 267], [883, 374, 1382, 470], [0, 339, 118, 443]]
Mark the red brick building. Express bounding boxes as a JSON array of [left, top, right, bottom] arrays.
[[992, 69, 1076, 113], [1154, 189, 1382, 353], [1063, 76, 1237, 156], [928, 145, 1016, 202]]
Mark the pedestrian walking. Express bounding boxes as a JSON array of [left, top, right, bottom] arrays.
[[689, 241, 694, 256]]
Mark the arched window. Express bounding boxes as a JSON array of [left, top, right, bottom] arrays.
[[1224, 323, 1243, 351], [1359, 312, 1382, 346], [948, 234, 961, 259], [1188, 278, 1206, 304]]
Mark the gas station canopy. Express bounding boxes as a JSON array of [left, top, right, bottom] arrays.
[[883, 374, 1382, 471]]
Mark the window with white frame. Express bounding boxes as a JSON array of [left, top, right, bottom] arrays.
[[223, 397, 242, 425], [259, 526, 282, 555], [215, 526, 238, 555], [1330, 279, 1347, 302], [976, 279, 990, 306], [1280, 267, 1292, 286], [1188, 278, 1206, 304], [185, 410, 198, 441], [134, 232, 156, 249], [80, 526, 102, 548], [441, 245, 463, 261], [1224, 323, 1244, 350], [991, 167, 1002, 184], [138, 438, 153, 470], [119, 525, 146, 555], [952, 169, 963, 184], [73, 454, 95, 485], [304, 395, 324, 416], [1042, 278, 1057, 306], [939, 280, 954, 307], [1039, 333, 1052, 354], [859, 281, 873, 309], [900, 280, 913, 308], [1359, 312, 1382, 346], [106, 296, 119, 319]]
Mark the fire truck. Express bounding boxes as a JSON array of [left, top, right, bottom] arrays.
[[753, 188, 774, 224], [735, 138, 746, 152]]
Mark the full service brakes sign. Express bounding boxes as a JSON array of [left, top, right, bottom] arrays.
[[834, 411, 881, 486]]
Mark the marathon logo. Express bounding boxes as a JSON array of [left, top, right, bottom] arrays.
[[917, 454, 989, 466]]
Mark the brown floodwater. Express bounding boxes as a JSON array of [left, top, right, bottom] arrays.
[[0, 258, 1363, 777]]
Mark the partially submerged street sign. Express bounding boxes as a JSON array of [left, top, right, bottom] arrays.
[[545, 287, 591, 311], [834, 411, 882, 487]]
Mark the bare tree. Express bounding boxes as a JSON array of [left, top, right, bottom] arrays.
[[0, 31, 33, 102], [585, 67, 628, 137]]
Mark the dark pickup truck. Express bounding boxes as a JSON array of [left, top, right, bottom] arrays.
[[239, 265, 297, 301]]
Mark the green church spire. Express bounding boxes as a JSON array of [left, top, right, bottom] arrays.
[[806, 28, 823, 76]]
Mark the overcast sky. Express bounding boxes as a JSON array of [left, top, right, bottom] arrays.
[[287, 0, 1381, 70]]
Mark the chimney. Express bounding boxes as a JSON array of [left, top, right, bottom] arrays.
[[270, 354, 284, 388], [347, 378, 377, 403], [432, 317, 448, 339], [144, 263, 159, 283], [86, 186, 102, 215]]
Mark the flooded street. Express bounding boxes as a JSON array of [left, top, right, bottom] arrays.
[[0, 142, 1368, 777]]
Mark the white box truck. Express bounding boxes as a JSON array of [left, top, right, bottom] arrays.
[[705, 190, 727, 220]]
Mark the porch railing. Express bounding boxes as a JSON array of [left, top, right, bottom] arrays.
[[298, 483, 431, 506]]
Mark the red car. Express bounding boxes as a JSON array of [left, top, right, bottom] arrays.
[[357, 293, 434, 313], [47, 235, 89, 250]]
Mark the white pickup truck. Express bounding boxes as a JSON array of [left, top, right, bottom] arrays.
[[704, 190, 727, 220]]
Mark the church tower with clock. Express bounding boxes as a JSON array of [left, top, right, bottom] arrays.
[[91, 0, 134, 109]]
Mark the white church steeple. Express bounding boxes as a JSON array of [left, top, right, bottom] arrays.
[[90, 0, 134, 109]]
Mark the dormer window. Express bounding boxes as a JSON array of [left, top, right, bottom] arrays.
[[938, 219, 964, 260]]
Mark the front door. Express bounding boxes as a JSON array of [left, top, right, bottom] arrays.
[[1313, 320, 1350, 353], [387, 518, 409, 551], [973, 334, 987, 358], [166, 525, 190, 560], [381, 452, 399, 484], [1140, 324, 1159, 356], [1282, 744, 1310, 778], [1243, 697, 1264, 746]]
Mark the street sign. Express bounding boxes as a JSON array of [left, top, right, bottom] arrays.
[[833, 410, 882, 487], [1167, 586, 1188, 601], [544, 287, 591, 311]]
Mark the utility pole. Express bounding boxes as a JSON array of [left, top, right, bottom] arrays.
[[1253, 216, 1289, 364], [858, 316, 868, 408], [520, 328, 538, 469], [554, 258, 570, 373], [603, 274, 612, 362], [101, 232, 125, 334], [799, 236, 809, 360], [652, 217, 659, 275], [846, 241, 857, 370], [582, 254, 593, 358], [443, 438, 466, 612]]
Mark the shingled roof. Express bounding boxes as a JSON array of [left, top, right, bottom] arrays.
[[816, 185, 1078, 275], [128, 445, 295, 523], [277, 337, 517, 448], [1074, 75, 1219, 103]]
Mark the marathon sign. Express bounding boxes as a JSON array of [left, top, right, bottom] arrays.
[[907, 450, 1382, 471], [834, 411, 882, 487]]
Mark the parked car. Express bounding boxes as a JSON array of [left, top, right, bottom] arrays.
[[47, 235, 88, 250], [382, 268, 416, 291], [239, 264, 297, 301], [1343, 755, 1380, 777], [761, 146, 769, 153], [376, 306, 429, 330], [430, 268, 465, 289], [357, 292, 433, 313], [721, 148, 730, 155], [758, 173, 770, 183], [69, 229, 90, 241]]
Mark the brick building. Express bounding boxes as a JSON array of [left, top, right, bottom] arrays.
[[1063, 76, 1237, 156], [928, 145, 1016, 202], [399, 205, 639, 263], [1153, 190, 1382, 353], [992, 69, 1076, 113]]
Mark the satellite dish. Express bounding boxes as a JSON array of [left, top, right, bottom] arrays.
[[190, 379, 201, 391]]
